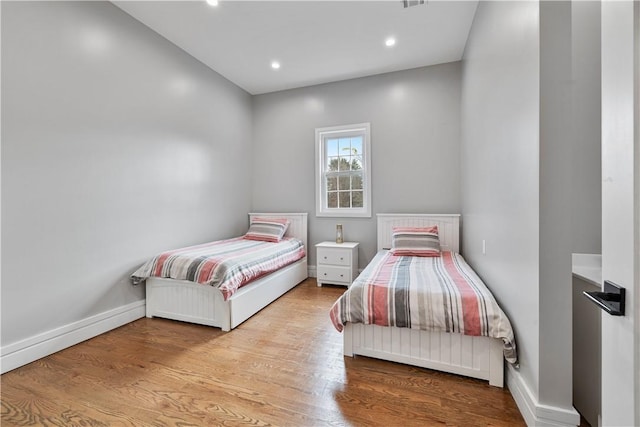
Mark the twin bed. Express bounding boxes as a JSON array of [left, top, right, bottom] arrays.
[[134, 213, 308, 332], [133, 212, 515, 388], [330, 214, 516, 388]]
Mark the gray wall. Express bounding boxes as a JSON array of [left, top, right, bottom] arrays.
[[571, 1, 601, 255], [539, 1, 602, 411], [461, 0, 541, 397], [1, 2, 253, 346], [462, 0, 602, 415], [251, 63, 462, 268], [539, 0, 574, 409]]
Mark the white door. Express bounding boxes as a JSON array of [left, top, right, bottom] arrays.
[[600, 1, 638, 426]]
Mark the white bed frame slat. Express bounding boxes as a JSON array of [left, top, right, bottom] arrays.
[[344, 213, 505, 387], [145, 213, 308, 331]]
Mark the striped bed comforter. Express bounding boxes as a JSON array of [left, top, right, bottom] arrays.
[[329, 250, 517, 364], [131, 237, 305, 300]]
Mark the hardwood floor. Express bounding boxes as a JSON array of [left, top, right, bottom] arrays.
[[1, 278, 525, 426]]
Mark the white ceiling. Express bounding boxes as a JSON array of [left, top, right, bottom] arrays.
[[113, 1, 478, 95]]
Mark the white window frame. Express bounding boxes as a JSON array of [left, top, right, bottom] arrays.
[[315, 123, 371, 218]]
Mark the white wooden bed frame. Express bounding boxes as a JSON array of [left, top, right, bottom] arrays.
[[145, 213, 308, 332], [342, 214, 505, 387]]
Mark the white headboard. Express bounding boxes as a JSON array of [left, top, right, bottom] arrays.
[[377, 214, 460, 253], [248, 213, 308, 252]]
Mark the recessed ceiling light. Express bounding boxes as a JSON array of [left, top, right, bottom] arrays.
[[271, 61, 281, 70], [206, 0, 218, 6], [385, 37, 396, 47]]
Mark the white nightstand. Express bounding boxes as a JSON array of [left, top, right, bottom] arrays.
[[315, 241, 359, 287]]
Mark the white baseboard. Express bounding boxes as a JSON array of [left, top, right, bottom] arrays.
[[507, 364, 580, 427], [1, 300, 145, 374]]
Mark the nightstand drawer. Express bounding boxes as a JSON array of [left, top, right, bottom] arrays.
[[317, 266, 351, 284], [317, 248, 351, 266]]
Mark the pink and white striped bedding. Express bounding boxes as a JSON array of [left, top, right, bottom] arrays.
[[329, 250, 517, 364], [132, 237, 305, 300]]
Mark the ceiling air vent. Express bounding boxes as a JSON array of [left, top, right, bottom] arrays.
[[403, 0, 425, 8]]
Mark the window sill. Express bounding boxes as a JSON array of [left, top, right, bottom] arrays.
[[316, 211, 371, 218]]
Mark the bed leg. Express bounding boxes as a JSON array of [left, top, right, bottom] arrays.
[[221, 316, 231, 332], [343, 324, 354, 357], [489, 339, 504, 387]]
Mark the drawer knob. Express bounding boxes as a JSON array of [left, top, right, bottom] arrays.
[[340, 274, 344, 277], [323, 273, 327, 276], [324, 256, 327, 260], [340, 257, 344, 261]]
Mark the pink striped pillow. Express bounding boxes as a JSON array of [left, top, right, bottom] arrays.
[[244, 217, 290, 243], [390, 226, 441, 257]]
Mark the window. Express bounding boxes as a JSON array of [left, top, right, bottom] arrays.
[[315, 123, 371, 217]]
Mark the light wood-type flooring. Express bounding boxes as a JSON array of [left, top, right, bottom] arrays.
[[1, 278, 526, 426]]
